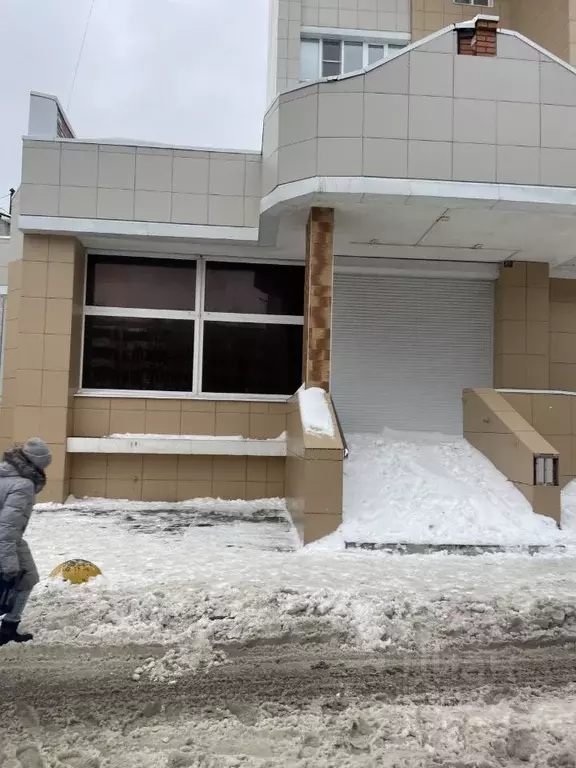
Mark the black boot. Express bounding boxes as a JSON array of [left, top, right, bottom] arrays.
[[0, 619, 33, 645]]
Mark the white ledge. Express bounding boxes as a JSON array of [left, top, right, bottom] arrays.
[[260, 177, 576, 214], [67, 435, 287, 457], [19, 216, 259, 243]]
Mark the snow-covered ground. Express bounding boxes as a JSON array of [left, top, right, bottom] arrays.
[[17, 495, 576, 657], [10, 430, 576, 767], [339, 429, 575, 547]]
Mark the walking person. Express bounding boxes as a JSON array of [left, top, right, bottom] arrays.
[[0, 438, 52, 645]]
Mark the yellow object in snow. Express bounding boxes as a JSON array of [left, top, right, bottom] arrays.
[[50, 559, 102, 584]]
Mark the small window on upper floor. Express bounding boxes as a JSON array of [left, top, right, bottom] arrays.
[[454, 0, 492, 6], [300, 37, 406, 82]]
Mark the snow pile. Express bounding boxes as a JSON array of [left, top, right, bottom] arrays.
[[25, 557, 576, 655], [298, 387, 335, 437], [562, 481, 576, 529], [340, 429, 574, 547]]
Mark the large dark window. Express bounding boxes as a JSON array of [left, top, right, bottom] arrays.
[[202, 323, 302, 395], [205, 262, 303, 315], [83, 317, 194, 391], [82, 255, 304, 397]]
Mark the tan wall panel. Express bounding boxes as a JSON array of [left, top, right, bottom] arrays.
[[494, 262, 550, 390], [285, 394, 343, 545], [464, 389, 561, 521], [412, 0, 512, 41], [72, 398, 288, 439], [68, 454, 285, 502], [512, 0, 569, 62]]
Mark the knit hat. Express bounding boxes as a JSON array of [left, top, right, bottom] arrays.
[[22, 438, 52, 470]]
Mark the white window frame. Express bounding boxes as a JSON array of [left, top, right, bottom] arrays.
[[80, 254, 304, 402], [453, 0, 493, 6], [300, 31, 408, 81]]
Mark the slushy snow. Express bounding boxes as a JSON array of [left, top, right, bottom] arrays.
[[18, 495, 576, 655], [339, 429, 574, 547], [298, 387, 335, 437]]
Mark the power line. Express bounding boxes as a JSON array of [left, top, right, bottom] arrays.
[[67, 0, 97, 111]]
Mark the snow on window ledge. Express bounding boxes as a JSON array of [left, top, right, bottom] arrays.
[[298, 386, 335, 438]]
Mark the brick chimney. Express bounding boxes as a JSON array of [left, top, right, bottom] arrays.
[[457, 15, 499, 57]]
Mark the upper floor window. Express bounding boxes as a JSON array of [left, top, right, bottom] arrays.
[[453, 0, 492, 5], [300, 37, 406, 82]]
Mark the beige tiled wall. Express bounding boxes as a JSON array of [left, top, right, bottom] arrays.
[[285, 393, 344, 544], [1, 234, 86, 501], [20, 141, 262, 228], [512, 0, 569, 63], [69, 454, 285, 502], [502, 392, 576, 489], [412, 0, 512, 42], [463, 388, 561, 522], [494, 265, 576, 394], [0, 260, 22, 454], [549, 278, 576, 391], [263, 26, 576, 196], [494, 262, 550, 390], [73, 399, 288, 440], [70, 399, 288, 501]]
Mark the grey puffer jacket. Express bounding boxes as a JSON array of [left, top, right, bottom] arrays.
[[0, 449, 46, 591]]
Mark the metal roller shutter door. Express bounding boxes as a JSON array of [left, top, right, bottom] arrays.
[[331, 274, 494, 435]]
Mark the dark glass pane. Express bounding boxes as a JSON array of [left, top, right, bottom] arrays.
[[83, 316, 194, 391], [322, 40, 341, 62], [205, 262, 304, 315], [202, 322, 302, 395], [86, 255, 196, 311], [322, 61, 341, 77]]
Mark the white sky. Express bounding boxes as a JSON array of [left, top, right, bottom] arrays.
[[0, 0, 269, 214]]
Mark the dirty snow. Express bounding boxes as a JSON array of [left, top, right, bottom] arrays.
[[339, 429, 574, 547], [298, 386, 335, 437], [107, 433, 286, 441], [14, 496, 576, 656]]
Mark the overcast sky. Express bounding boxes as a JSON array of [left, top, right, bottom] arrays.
[[0, 0, 269, 214]]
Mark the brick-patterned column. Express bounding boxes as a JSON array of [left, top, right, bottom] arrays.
[[472, 17, 498, 56], [457, 17, 498, 56], [11, 235, 86, 501], [303, 207, 334, 392], [494, 262, 550, 390]]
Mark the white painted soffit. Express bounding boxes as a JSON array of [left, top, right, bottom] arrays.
[[260, 178, 576, 215], [18, 216, 259, 244]]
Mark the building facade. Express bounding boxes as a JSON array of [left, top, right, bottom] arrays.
[[5, 11, 576, 538], [269, 0, 576, 99]]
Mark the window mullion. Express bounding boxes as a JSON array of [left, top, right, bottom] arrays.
[[193, 258, 206, 395], [79, 249, 89, 390]]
